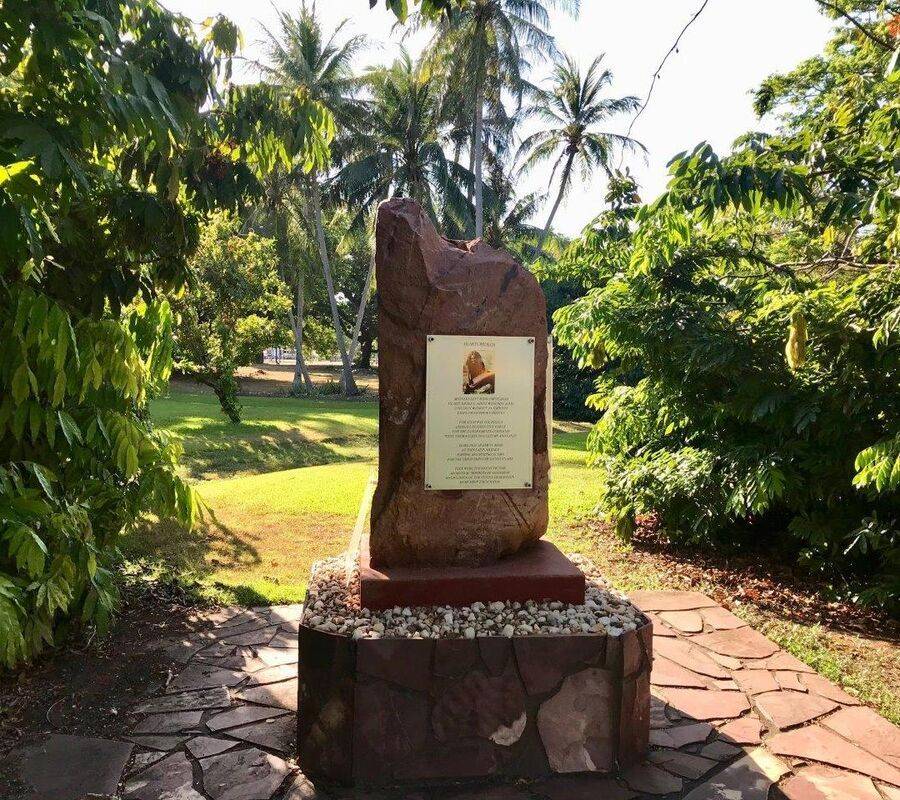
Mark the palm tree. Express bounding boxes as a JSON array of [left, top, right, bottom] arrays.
[[423, 0, 579, 239], [260, 3, 366, 396], [482, 155, 543, 259], [335, 52, 476, 232], [518, 54, 645, 256]]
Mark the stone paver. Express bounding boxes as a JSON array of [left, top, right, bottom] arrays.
[[768, 725, 900, 785], [653, 637, 730, 679], [649, 721, 713, 748], [186, 735, 240, 759], [132, 709, 204, 734], [133, 686, 231, 714], [13, 733, 133, 800], [236, 679, 299, 711], [692, 627, 780, 659], [646, 749, 718, 779], [227, 715, 296, 754], [621, 762, 683, 795], [800, 671, 860, 705], [659, 610, 704, 633], [780, 764, 883, 799], [201, 746, 292, 800], [659, 688, 751, 720], [126, 734, 189, 751], [697, 606, 747, 630], [754, 689, 838, 729], [650, 656, 708, 688], [207, 703, 290, 732], [166, 663, 247, 692], [718, 716, 763, 745], [682, 748, 788, 800], [27, 593, 900, 800], [127, 751, 166, 774], [124, 752, 204, 800], [247, 663, 298, 686], [820, 705, 900, 768], [733, 668, 780, 695], [629, 590, 718, 611]]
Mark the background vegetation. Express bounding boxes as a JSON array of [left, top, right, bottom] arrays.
[[1, 0, 898, 673], [554, 4, 900, 609]]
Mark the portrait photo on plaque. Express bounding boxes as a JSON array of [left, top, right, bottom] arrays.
[[462, 349, 496, 394]]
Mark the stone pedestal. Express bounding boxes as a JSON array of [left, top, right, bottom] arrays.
[[359, 535, 586, 610], [297, 620, 652, 788]]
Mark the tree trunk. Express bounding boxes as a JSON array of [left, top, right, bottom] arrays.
[[288, 279, 315, 395], [358, 333, 374, 369], [348, 250, 376, 365], [536, 150, 576, 257], [473, 87, 485, 239], [466, 130, 475, 205], [308, 184, 358, 396]]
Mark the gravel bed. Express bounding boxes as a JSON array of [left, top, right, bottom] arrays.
[[301, 553, 647, 640]]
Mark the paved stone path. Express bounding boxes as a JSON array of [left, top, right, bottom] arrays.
[[8, 592, 900, 799]]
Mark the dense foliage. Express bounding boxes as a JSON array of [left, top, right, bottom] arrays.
[[554, 7, 900, 608], [0, 0, 330, 666]]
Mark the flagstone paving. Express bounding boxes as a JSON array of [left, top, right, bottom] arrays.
[[6, 592, 900, 799]]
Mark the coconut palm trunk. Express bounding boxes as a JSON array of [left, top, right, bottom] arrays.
[[288, 279, 315, 395], [473, 86, 485, 238], [308, 184, 358, 396], [348, 250, 375, 365], [537, 148, 576, 255]]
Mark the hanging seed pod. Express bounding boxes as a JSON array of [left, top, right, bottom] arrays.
[[786, 308, 808, 370], [587, 340, 606, 368]]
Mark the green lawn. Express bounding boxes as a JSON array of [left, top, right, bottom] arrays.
[[126, 388, 601, 604]]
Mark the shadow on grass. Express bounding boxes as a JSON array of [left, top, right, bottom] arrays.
[[121, 509, 273, 605], [179, 426, 374, 481]]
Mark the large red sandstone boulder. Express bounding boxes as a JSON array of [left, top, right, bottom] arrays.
[[370, 198, 549, 567]]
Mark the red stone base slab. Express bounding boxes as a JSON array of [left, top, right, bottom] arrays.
[[358, 536, 586, 610], [297, 618, 652, 787]]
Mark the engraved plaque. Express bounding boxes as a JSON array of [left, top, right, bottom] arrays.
[[425, 335, 535, 490]]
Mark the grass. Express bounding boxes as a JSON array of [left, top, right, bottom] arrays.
[[128, 387, 601, 605], [151, 390, 378, 481]]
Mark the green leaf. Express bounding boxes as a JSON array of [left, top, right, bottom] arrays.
[[57, 410, 82, 446], [11, 362, 31, 403], [28, 401, 42, 441]]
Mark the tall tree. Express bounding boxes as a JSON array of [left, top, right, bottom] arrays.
[[336, 52, 476, 231], [0, 1, 244, 666], [173, 213, 291, 422], [518, 54, 644, 256], [260, 3, 366, 396], [424, 0, 577, 238]]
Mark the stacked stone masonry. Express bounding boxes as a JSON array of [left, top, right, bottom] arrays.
[[297, 619, 653, 785]]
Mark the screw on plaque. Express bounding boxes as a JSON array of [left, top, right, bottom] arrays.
[[426, 483, 433, 489], [428, 336, 435, 342], [525, 482, 532, 488], [528, 338, 535, 343]]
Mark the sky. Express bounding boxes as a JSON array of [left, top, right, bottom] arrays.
[[169, 0, 835, 237]]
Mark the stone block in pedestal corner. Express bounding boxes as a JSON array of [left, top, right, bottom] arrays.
[[297, 619, 652, 788]]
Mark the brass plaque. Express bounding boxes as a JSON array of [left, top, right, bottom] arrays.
[[425, 335, 535, 490]]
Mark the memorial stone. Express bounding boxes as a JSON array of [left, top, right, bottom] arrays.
[[370, 198, 550, 567]]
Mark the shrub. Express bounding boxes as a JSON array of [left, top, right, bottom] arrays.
[[553, 8, 900, 608]]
